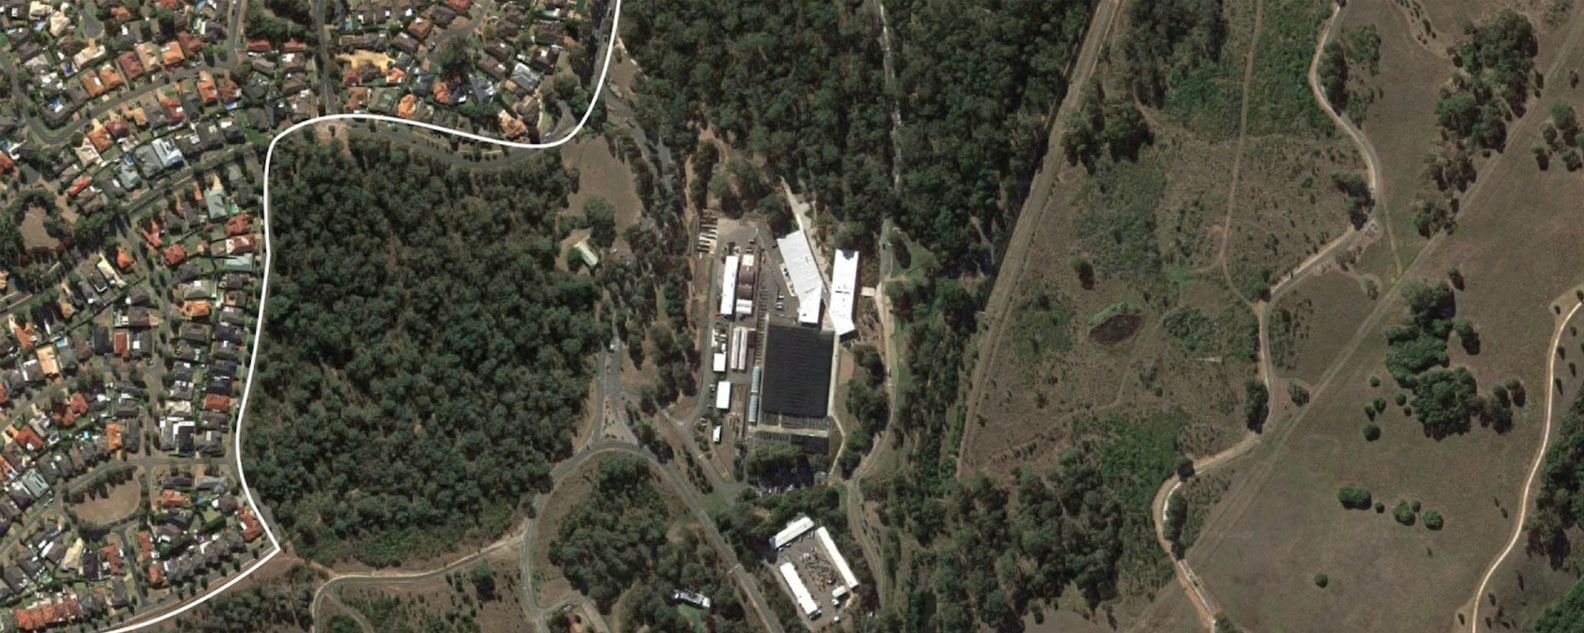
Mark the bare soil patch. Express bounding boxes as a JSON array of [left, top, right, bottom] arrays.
[[69, 467, 143, 524]]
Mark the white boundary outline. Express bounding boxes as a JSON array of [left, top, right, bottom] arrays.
[[96, 1, 622, 630]]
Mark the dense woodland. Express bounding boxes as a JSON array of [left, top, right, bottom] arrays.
[[246, 136, 603, 565], [887, 0, 1093, 265], [621, 0, 896, 242], [547, 455, 755, 633]]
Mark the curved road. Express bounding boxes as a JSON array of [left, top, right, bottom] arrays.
[[1466, 299, 1582, 631]]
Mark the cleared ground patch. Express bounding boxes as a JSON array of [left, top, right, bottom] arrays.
[[67, 466, 143, 525]]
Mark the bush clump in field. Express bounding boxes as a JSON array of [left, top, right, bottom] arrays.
[[1070, 255, 1095, 290], [1394, 500, 1417, 526], [1363, 424, 1381, 442], [1395, 393, 1408, 406], [1423, 510, 1444, 530], [1061, 79, 1155, 168], [1313, 573, 1329, 588], [1503, 378, 1527, 406], [1244, 380, 1270, 430], [1412, 368, 1481, 438], [1416, 9, 1539, 236], [1369, 375, 1381, 388], [1338, 487, 1372, 509], [1374, 501, 1385, 513], [1288, 383, 1309, 406]]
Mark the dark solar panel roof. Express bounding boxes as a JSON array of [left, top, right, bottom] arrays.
[[761, 324, 833, 418]]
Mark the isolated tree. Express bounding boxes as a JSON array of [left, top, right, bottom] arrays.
[[1551, 101, 1580, 141], [1289, 383, 1310, 406], [1338, 487, 1372, 509], [1070, 255, 1095, 289], [1362, 424, 1381, 441], [1424, 510, 1445, 530], [584, 197, 616, 248], [1394, 500, 1416, 525]]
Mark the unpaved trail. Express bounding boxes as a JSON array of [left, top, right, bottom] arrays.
[[1464, 299, 1582, 632], [955, 0, 1122, 476], [1148, 2, 1391, 628], [1160, 5, 1584, 631]]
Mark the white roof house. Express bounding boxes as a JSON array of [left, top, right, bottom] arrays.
[[829, 249, 859, 337], [771, 516, 815, 550], [816, 527, 860, 589], [715, 380, 732, 411], [712, 351, 727, 374], [779, 562, 820, 619], [720, 254, 740, 317], [777, 231, 824, 326]]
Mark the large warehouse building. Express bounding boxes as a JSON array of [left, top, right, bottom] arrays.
[[829, 249, 859, 337], [777, 231, 824, 326], [760, 324, 834, 419]]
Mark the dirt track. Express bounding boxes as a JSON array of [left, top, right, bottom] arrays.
[[955, 0, 1122, 476]]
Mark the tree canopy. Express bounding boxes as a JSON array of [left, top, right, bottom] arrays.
[[246, 135, 601, 565]]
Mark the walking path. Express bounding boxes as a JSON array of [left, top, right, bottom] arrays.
[[1466, 298, 1582, 631], [1147, 3, 1388, 629], [955, 0, 1121, 476], [1157, 4, 1584, 631]]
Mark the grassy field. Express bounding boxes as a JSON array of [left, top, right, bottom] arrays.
[[1188, 5, 1584, 630], [959, 0, 1358, 480], [1480, 292, 1584, 631], [69, 467, 143, 525], [1272, 266, 1380, 383]]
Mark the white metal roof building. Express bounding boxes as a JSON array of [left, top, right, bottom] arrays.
[[719, 254, 740, 317], [770, 516, 815, 550], [712, 351, 727, 374], [715, 380, 732, 411], [779, 562, 821, 619], [829, 249, 859, 337], [735, 253, 758, 317], [776, 231, 824, 326], [815, 527, 860, 590], [730, 326, 750, 372]]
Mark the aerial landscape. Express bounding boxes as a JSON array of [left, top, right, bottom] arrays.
[[2, 0, 1584, 632]]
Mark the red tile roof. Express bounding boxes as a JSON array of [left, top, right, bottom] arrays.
[[117, 51, 144, 81], [203, 394, 232, 412], [163, 244, 187, 267]]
